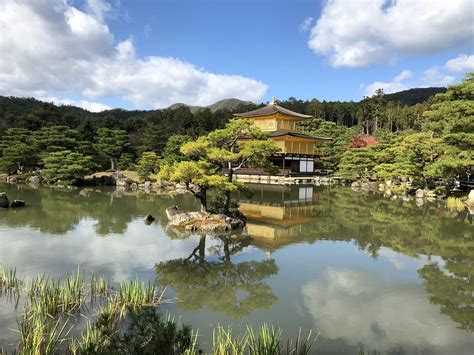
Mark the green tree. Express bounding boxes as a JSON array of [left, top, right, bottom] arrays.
[[422, 73, 474, 184], [180, 119, 279, 213], [31, 125, 80, 155], [301, 117, 357, 170], [136, 151, 160, 180], [161, 135, 192, 164], [0, 128, 37, 174], [117, 153, 135, 170], [93, 128, 131, 171], [337, 146, 380, 180], [42, 150, 96, 184], [157, 161, 234, 212], [139, 124, 169, 154]]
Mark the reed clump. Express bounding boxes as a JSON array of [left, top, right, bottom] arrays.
[[212, 324, 317, 355], [0, 267, 20, 292], [446, 197, 466, 212], [1, 267, 317, 354]]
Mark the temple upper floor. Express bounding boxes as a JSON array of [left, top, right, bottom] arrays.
[[233, 101, 311, 133]]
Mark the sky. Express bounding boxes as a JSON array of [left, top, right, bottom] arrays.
[[0, 0, 473, 111]]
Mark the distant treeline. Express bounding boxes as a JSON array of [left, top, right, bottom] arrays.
[[1, 85, 464, 187]]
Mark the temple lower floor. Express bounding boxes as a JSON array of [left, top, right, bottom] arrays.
[[268, 154, 317, 175]]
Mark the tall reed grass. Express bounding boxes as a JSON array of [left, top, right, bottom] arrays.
[[1, 267, 318, 354], [446, 197, 466, 212], [0, 267, 20, 292]]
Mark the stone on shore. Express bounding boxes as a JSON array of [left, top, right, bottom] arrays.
[[0, 192, 9, 208], [143, 214, 155, 225], [467, 190, 474, 206], [10, 200, 26, 208]]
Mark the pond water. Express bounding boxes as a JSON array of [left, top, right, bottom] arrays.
[[0, 182, 473, 354]]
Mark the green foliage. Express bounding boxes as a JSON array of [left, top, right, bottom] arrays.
[[301, 118, 357, 170], [31, 125, 81, 156], [161, 134, 192, 164], [93, 128, 131, 170], [139, 124, 168, 154], [0, 128, 37, 174], [42, 150, 96, 183], [136, 151, 160, 180], [117, 153, 135, 170], [160, 119, 278, 212], [337, 147, 380, 180]]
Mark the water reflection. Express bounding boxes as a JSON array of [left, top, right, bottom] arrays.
[[0, 182, 472, 353], [156, 234, 278, 319], [302, 268, 472, 354]]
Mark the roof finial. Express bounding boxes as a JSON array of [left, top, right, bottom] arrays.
[[270, 97, 277, 105]]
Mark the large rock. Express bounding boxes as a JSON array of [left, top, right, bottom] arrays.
[[415, 189, 436, 199], [113, 172, 131, 187], [10, 200, 25, 208], [467, 190, 474, 206], [27, 175, 41, 186], [0, 192, 9, 208], [165, 206, 244, 233], [415, 189, 425, 198]]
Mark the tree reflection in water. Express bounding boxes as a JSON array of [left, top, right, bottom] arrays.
[[155, 234, 278, 319]]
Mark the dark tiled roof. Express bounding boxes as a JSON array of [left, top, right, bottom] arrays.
[[234, 104, 312, 119], [267, 131, 331, 140]]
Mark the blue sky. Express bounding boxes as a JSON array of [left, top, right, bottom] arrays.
[[0, 0, 473, 111]]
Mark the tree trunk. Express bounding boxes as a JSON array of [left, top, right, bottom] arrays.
[[195, 189, 207, 213], [110, 158, 116, 171], [223, 166, 233, 215]]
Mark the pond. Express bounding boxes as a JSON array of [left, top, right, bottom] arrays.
[[0, 182, 473, 354]]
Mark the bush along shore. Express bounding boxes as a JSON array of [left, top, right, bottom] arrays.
[[0, 267, 320, 355]]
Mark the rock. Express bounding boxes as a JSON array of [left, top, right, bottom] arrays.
[[415, 189, 436, 199], [185, 224, 197, 231], [200, 223, 228, 233], [415, 198, 424, 207], [0, 192, 9, 208], [415, 189, 425, 198], [130, 183, 138, 190], [143, 214, 155, 225], [114, 172, 131, 187], [28, 175, 41, 186], [166, 206, 181, 219], [10, 200, 25, 208], [467, 190, 474, 206], [165, 205, 244, 233]]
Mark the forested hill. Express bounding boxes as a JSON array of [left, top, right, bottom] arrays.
[[385, 87, 446, 105], [167, 98, 253, 113]]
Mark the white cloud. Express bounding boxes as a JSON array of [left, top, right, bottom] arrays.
[[39, 96, 111, 112], [302, 268, 474, 353], [421, 67, 455, 86], [299, 17, 314, 33], [444, 54, 474, 73], [0, 0, 267, 109], [84, 0, 112, 22], [364, 70, 412, 96], [364, 66, 458, 96], [308, 0, 474, 67]]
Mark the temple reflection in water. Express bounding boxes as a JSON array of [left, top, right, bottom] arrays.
[[237, 184, 320, 251]]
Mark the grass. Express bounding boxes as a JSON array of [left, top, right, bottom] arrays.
[[446, 197, 466, 212], [1, 267, 320, 354], [211, 324, 317, 355], [116, 279, 162, 308], [0, 267, 20, 292]]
